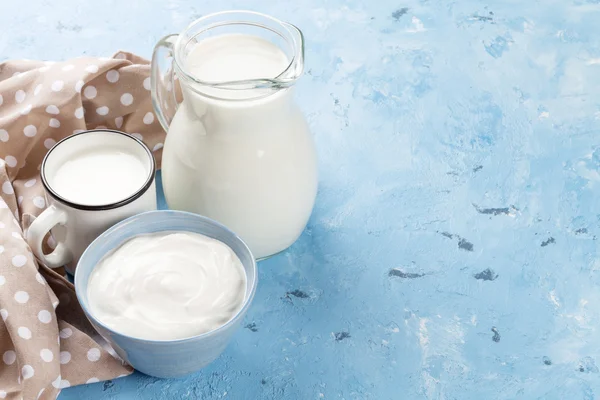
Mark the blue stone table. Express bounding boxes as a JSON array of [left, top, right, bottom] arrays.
[[4, 0, 600, 398]]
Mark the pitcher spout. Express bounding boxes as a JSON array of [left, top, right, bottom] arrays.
[[161, 11, 306, 98]]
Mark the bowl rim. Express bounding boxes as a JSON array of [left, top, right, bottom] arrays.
[[74, 209, 258, 344]]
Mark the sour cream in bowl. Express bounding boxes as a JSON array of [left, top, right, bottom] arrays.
[[74, 210, 257, 378]]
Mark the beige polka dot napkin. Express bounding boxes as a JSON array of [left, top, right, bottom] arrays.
[[0, 51, 165, 400]]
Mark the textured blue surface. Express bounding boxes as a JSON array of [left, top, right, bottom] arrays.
[[3, 0, 600, 399]]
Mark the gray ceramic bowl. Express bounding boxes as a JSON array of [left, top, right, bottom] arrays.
[[74, 210, 257, 378]]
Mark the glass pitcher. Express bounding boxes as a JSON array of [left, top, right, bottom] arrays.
[[151, 11, 318, 259]]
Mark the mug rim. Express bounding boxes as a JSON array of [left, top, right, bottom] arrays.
[[40, 129, 156, 211], [74, 209, 259, 345]]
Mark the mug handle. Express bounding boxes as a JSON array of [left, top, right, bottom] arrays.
[[151, 34, 180, 132], [26, 205, 71, 268]]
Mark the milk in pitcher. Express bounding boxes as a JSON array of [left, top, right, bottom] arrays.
[[160, 31, 318, 259]]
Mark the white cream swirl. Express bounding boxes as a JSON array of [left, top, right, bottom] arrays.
[[87, 231, 246, 341]]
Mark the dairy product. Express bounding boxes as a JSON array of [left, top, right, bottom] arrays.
[[185, 34, 290, 99], [87, 231, 247, 340], [161, 34, 318, 258], [49, 147, 148, 206]]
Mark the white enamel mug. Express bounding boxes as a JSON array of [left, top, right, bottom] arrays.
[[26, 130, 157, 274]]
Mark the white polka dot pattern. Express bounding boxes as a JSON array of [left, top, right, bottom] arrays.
[[75, 80, 84, 93], [0, 53, 152, 397], [106, 70, 119, 83], [84, 86, 97, 99], [4, 156, 16, 168], [44, 138, 56, 149], [3, 350, 16, 365], [120, 93, 133, 106], [40, 349, 53, 362], [18, 326, 32, 339], [51, 80, 64, 92], [59, 328, 72, 339], [22, 365, 34, 379], [96, 106, 109, 115], [74, 107, 84, 119], [12, 254, 27, 267], [87, 348, 101, 362], [143, 112, 155, 125], [35, 272, 45, 285], [46, 105, 59, 114], [51, 376, 61, 389], [38, 310, 51, 324], [23, 125, 37, 137], [15, 90, 26, 103], [32, 196, 45, 209], [59, 351, 71, 364], [2, 182, 13, 194], [14, 291, 29, 303]]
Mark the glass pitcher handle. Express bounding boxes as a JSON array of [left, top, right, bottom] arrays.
[[151, 34, 180, 132]]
